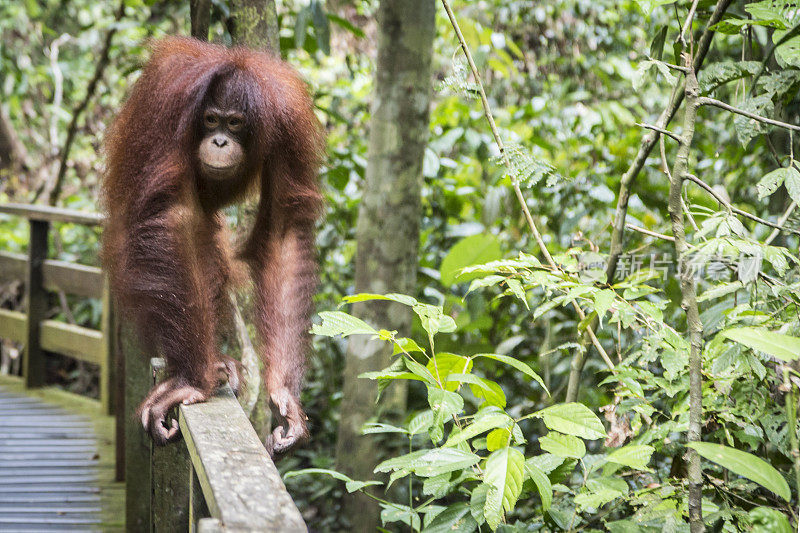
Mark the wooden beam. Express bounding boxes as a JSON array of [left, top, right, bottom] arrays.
[[0, 309, 26, 344], [40, 320, 104, 365], [44, 259, 103, 299], [0, 252, 25, 283], [0, 252, 102, 298], [0, 203, 103, 226], [24, 219, 49, 388], [179, 386, 307, 532], [123, 322, 152, 532]]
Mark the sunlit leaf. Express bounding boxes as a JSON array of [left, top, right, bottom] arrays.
[[687, 442, 790, 500]]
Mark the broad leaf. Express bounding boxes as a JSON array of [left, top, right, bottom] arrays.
[[687, 442, 790, 501], [440, 234, 503, 286], [444, 412, 512, 447], [539, 432, 586, 459], [474, 353, 549, 395], [524, 460, 553, 511], [422, 503, 477, 533], [606, 444, 654, 471], [721, 327, 800, 361], [483, 447, 525, 529], [311, 311, 376, 337], [536, 403, 606, 439]]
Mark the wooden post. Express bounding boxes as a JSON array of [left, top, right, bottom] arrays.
[[189, 462, 211, 530], [100, 277, 116, 415], [151, 358, 191, 532], [123, 322, 152, 532], [23, 219, 49, 388]]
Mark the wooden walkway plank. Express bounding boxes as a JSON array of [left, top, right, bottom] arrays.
[[0, 376, 124, 532]]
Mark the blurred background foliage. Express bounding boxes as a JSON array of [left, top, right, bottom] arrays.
[[1, 0, 800, 530]]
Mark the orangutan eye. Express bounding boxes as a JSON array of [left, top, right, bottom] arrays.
[[204, 113, 219, 128], [228, 116, 243, 131]]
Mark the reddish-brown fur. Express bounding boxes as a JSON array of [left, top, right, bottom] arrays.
[[102, 37, 324, 450]]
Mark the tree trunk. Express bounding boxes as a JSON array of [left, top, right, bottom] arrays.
[[228, 0, 280, 442], [230, 0, 279, 54], [335, 0, 435, 529], [0, 106, 26, 173]]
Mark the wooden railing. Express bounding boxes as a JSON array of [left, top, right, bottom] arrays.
[[0, 203, 307, 532], [0, 203, 114, 412]]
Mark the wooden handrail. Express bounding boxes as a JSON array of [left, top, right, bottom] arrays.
[[180, 386, 307, 531], [136, 359, 307, 532], [0, 202, 104, 226]]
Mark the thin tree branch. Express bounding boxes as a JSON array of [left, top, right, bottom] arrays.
[[677, 0, 701, 45], [684, 173, 800, 236], [637, 122, 683, 143], [698, 97, 800, 133], [766, 201, 797, 245], [440, 0, 616, 372], [626, 223, 675, 242], [669, 53, 704, 533], [47, 0, 125, 206], [566, 0, 733, 403]]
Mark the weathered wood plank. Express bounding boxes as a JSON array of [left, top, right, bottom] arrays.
[[151, 358, 191, 533], [0, 309, 26, 344], [100, 279, 115, 415], [122, 323, 152, 532], [44, 259, 103, 299], [179, 386, 307, 532], [0, 252, 102, 298], [40, 320, 104, 365], [0, 203, 103, 226], [0, 252, 25, 283], [24, 219, 48, 388]]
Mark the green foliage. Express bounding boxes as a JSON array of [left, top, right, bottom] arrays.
[[302, 294, 653, 530]]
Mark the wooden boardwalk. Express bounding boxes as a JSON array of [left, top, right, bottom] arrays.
[[0, 377, 124, 532]]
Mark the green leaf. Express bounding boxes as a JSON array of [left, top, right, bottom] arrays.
[[474, 353, 549, 395], [408, 410, 434, 436], [486, 428, 511, 451], [574, 488, 624, 510], [505, 278, 529, 309], [427, 353, 473, 391], [593, 289, 615, 327], [721, 327, 800, 361], [310, 0, 330, 55], [539, 432, 586, 459], [428, 386, 464, 429], [381, 504, 420, 529], [311, 311, 377, 337], [411, 448, 482, 477], [756, 167, 791, 199], [284, 468, 380, 493], [749, 507, 792, 533], [498, 143, 557, 187], [341, 292, 418, 306], [606, 445, 654, 471], [469, 377, 507, 408], [524, 461, 553, 511], [422, 503, 477, 533], [483, 447, 525, 529], [440, 234, 503, 286], [782, 166, 800, 204], [444, 413, 512, 447], [687, 442, 790, 501], [734, 94, 774, 146], [414, 303, 457, 336], [649, 25, 667, 60], [536, 403, 606, 439], [634, 0, 676, 15], [698, 61, 761, 93], [362, 422, 408, 435]]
